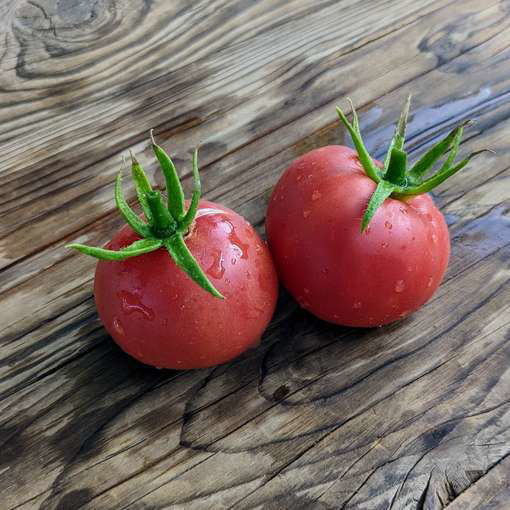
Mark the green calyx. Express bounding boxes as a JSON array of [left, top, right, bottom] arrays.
[[336, 96, 488, 232], [67, 132, 223, 299]]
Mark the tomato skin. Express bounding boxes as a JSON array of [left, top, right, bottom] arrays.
[[94, 200, 278, 369], [266, 146, 450, 327]]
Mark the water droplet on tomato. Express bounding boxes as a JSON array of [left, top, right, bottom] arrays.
[[112, 317, 124, 336], [321, 267, 329, 274], [353, 301, 362, 309], [427, 277, 433, 287], [224, 220, 249, 259], [333, 314, 340, 320], [303, 210, 311, 218], [304, 288, 310, 294], [311, 190, 321, 201], [394, 280, 406, 293], [431, 233, 438, 243], [119, 291, 155, 320], [399, 207, 408, 214], [255, 244, 262, 253], [207, 249, 225, 279], [407, 266, 413, 272], [296, 174, 303, 182], [385, 221, 393, 230], [381, 242, 389, 248]]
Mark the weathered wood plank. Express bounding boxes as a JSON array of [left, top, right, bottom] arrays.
[[0, 0, 458, 268], [1, 1, 510, 509]]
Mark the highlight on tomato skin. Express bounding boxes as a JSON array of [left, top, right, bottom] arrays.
[[265, 97, 483, 327], [67, 134, 279, 369]]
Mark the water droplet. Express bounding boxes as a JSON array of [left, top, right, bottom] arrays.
[[296, 174, 303, 182], [381, 242, 389, 248], [399, 207, 408, 214], [385, 221, 393, 230], [279, 194, 285, 201], [431, 233, 438, 243], [427, 277, 433, 287], [119, 291, 155, 320], [207, 249, 225, 279], [311, 190, 321, 201], [321, 267, 329, 274], [333, 314, 340, 320], [223, 220, 249, 259], [303, 210, 311, 218], [304, 288, 310, 294], [394, 280, 406, 293], [255, 244, 262, 253], [112, 317, 124, 336], [407, 266, 413, 272], [353, 301, 362, 309]]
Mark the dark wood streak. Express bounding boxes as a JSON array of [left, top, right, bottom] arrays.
[[1, 0, 510, 509]]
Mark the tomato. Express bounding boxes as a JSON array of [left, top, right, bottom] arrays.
[[266, 98, 480, 327], [69, 134, 278, 369], [95, 200, 277, 369]]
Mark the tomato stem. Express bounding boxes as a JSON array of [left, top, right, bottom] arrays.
[[146, 190, 176, 237], [67, 133, 224, 299], [337, 96, 488, 231], [384, 148, 408, 186]]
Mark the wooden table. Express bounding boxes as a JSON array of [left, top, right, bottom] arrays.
[[2, 1, 510, 508]]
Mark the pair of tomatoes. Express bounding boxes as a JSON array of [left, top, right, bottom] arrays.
[[71, 99, 475, 369]]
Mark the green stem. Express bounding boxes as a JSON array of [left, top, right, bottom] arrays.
[[336, 96, 485, 231], [384, 148, 408, 186], [68, 134, 223, 299], [146, 190, 176, 237]]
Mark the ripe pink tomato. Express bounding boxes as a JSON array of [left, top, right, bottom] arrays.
[[266, 98, 480, 327], [69, 134, 278, 369], [95, 200, 278, 369], [266, 146, 449, 327]]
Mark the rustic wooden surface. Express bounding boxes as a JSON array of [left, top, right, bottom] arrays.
[[1, 0, 510, 508]]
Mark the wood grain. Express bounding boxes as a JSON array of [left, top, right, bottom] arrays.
[[1, 0, 510, 509]]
